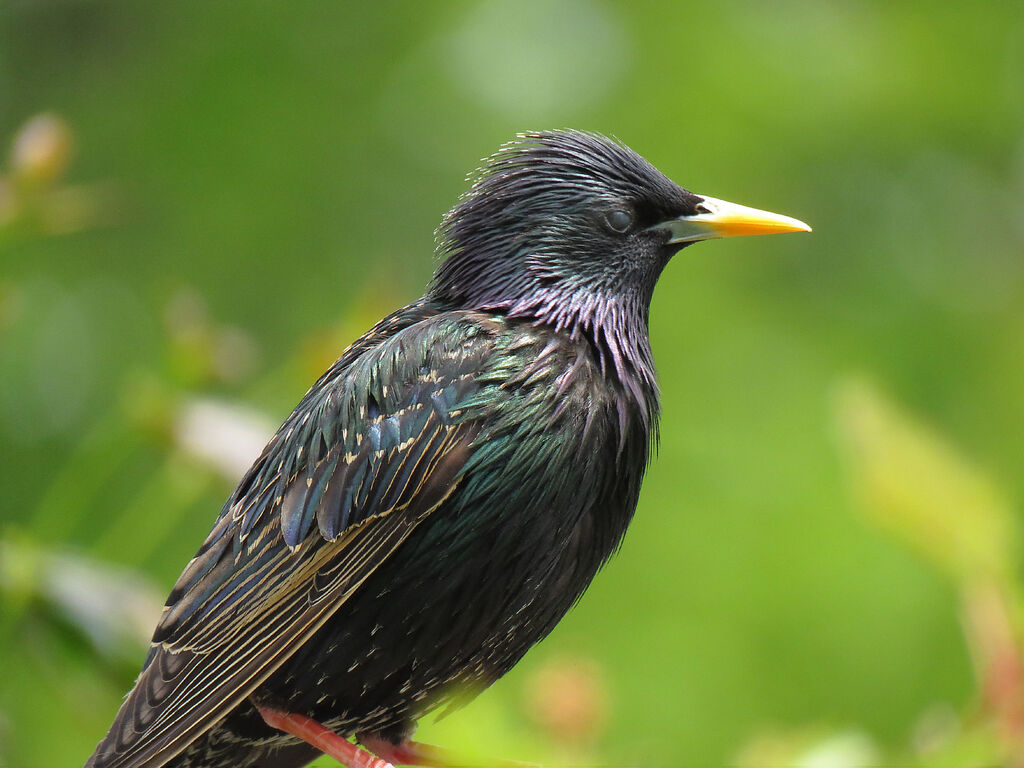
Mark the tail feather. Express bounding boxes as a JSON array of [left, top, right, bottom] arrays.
[[86, 713, 321, 768]]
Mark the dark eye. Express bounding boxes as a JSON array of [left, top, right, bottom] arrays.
[[605, 208, 634, 234]]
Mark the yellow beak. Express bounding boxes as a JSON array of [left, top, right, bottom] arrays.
[[664, 195, 812, 245]]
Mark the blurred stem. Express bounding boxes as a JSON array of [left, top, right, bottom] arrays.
[[962, 579, 1024, 765]]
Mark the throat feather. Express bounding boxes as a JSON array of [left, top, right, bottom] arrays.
[[497, 288, 660, 442]]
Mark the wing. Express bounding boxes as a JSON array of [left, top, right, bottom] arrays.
[[86, 308, 499, 768]]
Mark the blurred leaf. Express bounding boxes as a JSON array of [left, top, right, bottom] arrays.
[[836, 378, 1024, 764], [835, 378, 1018, 585]]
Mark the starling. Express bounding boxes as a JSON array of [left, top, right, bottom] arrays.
[[85, 130, 810, 768]]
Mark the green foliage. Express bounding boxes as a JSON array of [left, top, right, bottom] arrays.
[[2, 2, 1023, 766]]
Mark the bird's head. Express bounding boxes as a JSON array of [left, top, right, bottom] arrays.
[[430, 130, 809, 334]]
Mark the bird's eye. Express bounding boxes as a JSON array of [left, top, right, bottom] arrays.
[[605, 209, 634, 234]]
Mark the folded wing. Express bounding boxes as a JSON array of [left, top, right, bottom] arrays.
[[86, 311, 495, 768]]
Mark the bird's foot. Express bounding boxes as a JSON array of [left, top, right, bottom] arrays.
[[358, 732, 538, 768], [256, 705, 395, 768]]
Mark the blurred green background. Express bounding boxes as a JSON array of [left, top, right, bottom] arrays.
[[2, 2, 1024, 766]]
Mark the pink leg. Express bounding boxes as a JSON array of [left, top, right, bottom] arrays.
[[358, 733, 537, 768], [257, 705, 395, 768]]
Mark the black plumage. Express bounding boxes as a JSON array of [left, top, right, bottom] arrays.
[[85, 130, 809, 768]]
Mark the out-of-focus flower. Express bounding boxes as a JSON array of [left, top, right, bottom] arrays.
[[522, 654, 609, 746], [10, 113, 73, 187], [0, 537, 162, 666], [175, 397, 275, 484], [911, 703, 961, 757], [164, 288, 261, 388], [0, 113, 111, 237], [736, 727, 880, 768]]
